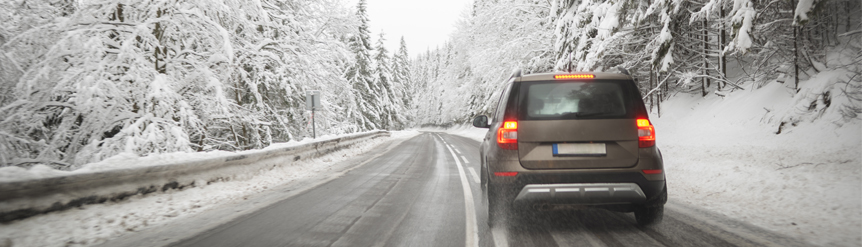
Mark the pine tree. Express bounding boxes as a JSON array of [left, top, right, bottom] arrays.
[[390, 37, 412, 128], [373, 32, 396, 129], [344, 0, 380, 131], [0, 0, 357, 168]]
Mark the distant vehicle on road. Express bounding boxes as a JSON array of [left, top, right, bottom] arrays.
[[472, 69, 666, 226]]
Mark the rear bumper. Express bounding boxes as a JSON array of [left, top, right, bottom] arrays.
[[514, 183, 646, 204], [489, 172, 666, 207]]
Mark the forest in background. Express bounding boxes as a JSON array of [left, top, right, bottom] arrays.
[[0, 0, 413, 169], [410, 0, 861, 127], [0, 0, 860, 170]]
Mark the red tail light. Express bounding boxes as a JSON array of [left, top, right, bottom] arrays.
[[494, 172, 518, 177], [637, 119, 655, 148], [497, 121, 518, 150], [642, 169, 662, 174]]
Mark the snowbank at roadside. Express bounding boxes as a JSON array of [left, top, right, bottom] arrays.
[[424, 125, 486, 143], [0, 131, 383, 183], [654, 70, 861, 246], [0, 130, 420, 247]]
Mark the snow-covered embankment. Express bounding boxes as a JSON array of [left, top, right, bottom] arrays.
[[655, 69, 861, 246], [0, 131, 389, 223]]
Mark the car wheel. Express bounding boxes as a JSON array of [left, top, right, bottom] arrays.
[[635, 184, 666, 226], [487, 186, 510, 226], [634, 204, 664, 226]]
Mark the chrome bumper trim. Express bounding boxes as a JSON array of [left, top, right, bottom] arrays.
[[514, 183, 646, 204]]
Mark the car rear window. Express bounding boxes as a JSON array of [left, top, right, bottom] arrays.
[[518, 80, 635, 120]]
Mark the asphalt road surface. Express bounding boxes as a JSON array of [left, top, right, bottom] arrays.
[[168, 132, 808, 247]]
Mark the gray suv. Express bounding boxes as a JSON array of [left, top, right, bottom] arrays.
[[472, 70, 666, 226]]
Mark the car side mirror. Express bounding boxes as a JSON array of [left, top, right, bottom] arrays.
[[472, 115, 490, 128]]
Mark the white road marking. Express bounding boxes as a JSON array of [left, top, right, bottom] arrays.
[[454, 148, 462, 154], [436, 134, 479, 247], [491, 226, 509, 247], [467, 167, 480, 184], [460, 155, 470, 164]]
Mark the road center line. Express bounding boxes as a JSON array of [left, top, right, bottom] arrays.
[[460, 155, 470, 164], [467, 167, 480, 184], [436, 134, 479, 247]]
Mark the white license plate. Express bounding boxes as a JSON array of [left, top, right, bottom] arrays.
[[553, 143, 606, 156]]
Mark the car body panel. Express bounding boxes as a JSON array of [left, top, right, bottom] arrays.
[[477, 71, 666, 213], [518, 119, 639, 169]]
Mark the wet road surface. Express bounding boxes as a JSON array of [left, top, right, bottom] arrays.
[[169, 132, 807, 247]]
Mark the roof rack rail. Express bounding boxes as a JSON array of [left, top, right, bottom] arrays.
[[616, 67, 630, 76], [510, 68, 522, 79]]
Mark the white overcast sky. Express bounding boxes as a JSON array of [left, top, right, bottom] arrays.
[[344, 0, 473, 58]]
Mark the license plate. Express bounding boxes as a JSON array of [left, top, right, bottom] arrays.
[[553, 143, 606, 156]]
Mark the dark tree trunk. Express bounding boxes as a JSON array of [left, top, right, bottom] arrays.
[[657, 72, 662, 117], [847, 0, 853, 32], [703, 18, 710, 90], [793, 0, 799, 91], [650, 66, 655, 111], [153, 8, 166, 74], [719, 5, 727, 90], [664, 72, 669, 99]]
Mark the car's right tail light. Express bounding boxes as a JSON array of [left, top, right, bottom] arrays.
[[642, 169, 662, 174], [497, 121, 518, 150], [494, 172, 518, 177], [637, 119, 655, 148]]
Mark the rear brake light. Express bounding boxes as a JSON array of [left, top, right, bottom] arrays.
[[497, 121, 518, 150], [494, 172, 518, 177], [554, 74, 595, 80], [637, 118, 655, 148], [642, 169, 662, 174]]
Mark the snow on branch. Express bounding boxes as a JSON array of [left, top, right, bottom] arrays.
[[725, 0, 757, 54], [0, 0, 358, 168], [793, 0, 820, 25]]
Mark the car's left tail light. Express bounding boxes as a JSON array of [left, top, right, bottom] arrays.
[[497, 121, 518, 150], [637, 119, 655, 148]]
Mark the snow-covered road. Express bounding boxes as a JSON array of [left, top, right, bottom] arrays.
[[1, 84, 859, 246], [116, 132, 811, 247]]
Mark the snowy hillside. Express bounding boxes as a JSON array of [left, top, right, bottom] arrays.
[[654, 75, 861, 246]]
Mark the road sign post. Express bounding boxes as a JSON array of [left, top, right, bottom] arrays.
[[306, 91, 322, 138]]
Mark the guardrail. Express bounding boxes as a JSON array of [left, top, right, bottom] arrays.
[[0, 130, 389, 223]]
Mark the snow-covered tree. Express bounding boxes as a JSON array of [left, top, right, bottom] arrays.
[[0, 0, 355, 168], [414, 0, 858, 126], [344, 0, 380, 131], [390, 37, 412, 128], [410, 0, 555, 126], [373, 32, 397, 129]]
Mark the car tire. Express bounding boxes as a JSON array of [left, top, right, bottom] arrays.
[[487, 186, 511, 226], [634, 204, 664, 226], [635, 185, 667, 226]]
